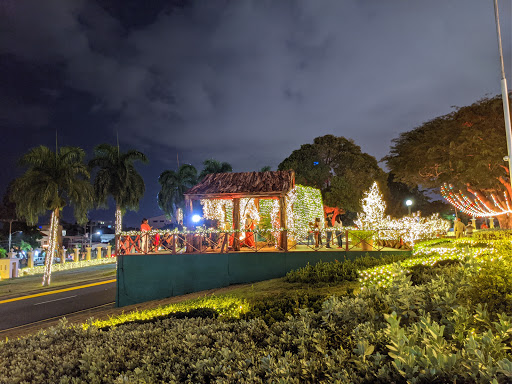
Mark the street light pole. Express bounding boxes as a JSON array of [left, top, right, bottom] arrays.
[[406, 199, 413, 215], [493, 0, 512, 179]]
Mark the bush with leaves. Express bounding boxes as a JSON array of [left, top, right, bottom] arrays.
[[285, 254, 412, 284], [474, 229, 512, 241], [461, 253, 512, 316], [1, 244, 512, 383]]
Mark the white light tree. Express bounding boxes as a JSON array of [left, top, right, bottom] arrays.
[[355, 181, 386, 230]]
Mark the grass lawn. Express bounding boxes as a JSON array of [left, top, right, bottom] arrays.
[[0, 263, 116, 298]]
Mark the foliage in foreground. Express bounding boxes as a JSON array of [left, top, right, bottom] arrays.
[[2, 261, 512, 383], [88, 295, 247, 329], [284, 253, 413, 284]]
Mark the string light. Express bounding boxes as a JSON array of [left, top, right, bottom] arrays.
[[42, 210, 59, 286], [115, 207, 122, 235], [355, 182, 450, 245], [440, 183, 512, 217], [199, 185, 324, 242], [355, 182, 386, 230]]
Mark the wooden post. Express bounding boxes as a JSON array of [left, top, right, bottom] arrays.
[[233, 198, 241, 251], [345, 230, 349, 252], [279, 196, 287, 251]]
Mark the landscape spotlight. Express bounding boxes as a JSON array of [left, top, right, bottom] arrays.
[[192, 214, 201, 223]]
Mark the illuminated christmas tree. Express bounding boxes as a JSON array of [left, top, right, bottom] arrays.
[[355, 182, 386, 230]]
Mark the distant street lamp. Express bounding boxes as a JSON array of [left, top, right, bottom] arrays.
[[406, 199, 413, 215]]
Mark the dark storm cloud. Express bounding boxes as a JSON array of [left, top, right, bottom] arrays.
[[1, 0, 510, 171]]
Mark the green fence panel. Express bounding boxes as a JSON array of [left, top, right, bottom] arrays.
[[116, 250, 411, 307]]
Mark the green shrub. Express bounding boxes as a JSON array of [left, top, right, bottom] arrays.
[[89, 294, 247, 329], [241, 292, 328, 325], [474, 229, 512, 241], [408, 259, 460, 286], [285, 254, 412, 284], [461, 254, 512, 315], [348, 229, 376, 243], [1, 267, 512, 383]]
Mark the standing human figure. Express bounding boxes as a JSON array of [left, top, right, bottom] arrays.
[[466, 221, 474, 237], [333, 214, 343, 248], [308, 222, 315, 246], [325, 213, 333, 248], [454, 217, 465, 239], [140, 218, 152, 253], [314, 217, 322, 248], [241, 215, 256, 248]]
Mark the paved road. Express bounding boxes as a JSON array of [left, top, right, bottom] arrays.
[[0, 279, 116, 331]]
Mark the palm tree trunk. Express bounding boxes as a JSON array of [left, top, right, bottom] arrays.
[[42, 208, 59, 286], [115, 204, 122, 254]]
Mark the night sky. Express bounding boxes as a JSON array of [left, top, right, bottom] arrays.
[[1, 0, 510, 226]]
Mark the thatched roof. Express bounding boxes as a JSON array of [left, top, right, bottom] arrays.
[[185, 170, 295, 200]]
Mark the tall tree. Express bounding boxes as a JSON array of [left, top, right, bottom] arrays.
[[259, 165, 272, 172], [11, 146, 93, 285], [384, 94, 512, 227], [279, 135, 387, 212], [198, 159, 232, 181], [158, 164, 198, 218], [89, 143, 148, 237]]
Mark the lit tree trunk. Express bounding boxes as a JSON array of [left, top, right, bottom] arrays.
[[42, 208, 59, 286], [497, 214, 512, 229], [115, 204, 122, 255]]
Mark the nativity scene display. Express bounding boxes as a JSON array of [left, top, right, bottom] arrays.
[[184, 170, 325, 251]]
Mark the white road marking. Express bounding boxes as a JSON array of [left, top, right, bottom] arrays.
[[34, 295, 77, 306]]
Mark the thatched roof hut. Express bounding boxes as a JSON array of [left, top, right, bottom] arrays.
[[184, 170, 295, 250], [185, 170, 295, 200]]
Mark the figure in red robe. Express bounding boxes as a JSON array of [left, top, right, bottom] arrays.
[[241, 216, 256, 248]]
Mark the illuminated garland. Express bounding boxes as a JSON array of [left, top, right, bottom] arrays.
[[22, 258, 116, 277], [440, 183, 512, 217], [42, 210, 59, 286]]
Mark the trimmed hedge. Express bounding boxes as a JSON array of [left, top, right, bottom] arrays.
[[285, 254, 412, 284]]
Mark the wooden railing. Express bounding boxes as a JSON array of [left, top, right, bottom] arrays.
[[116, 228, 414, 255]]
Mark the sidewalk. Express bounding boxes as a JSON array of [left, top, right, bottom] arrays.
[[0, 263, 116, 299]]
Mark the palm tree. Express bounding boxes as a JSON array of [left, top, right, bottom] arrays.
[[89, 144, 148, 237], [158, 164, 198, 218], [11, 146, 93, 286], [260, 166, 272, 172], [198, 159, 232, 181]]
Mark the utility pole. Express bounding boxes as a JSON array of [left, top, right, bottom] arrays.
[[493, 0, 512, 178]]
